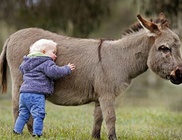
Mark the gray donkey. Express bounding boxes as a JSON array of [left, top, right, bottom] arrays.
[[0, 13, 182, 140]]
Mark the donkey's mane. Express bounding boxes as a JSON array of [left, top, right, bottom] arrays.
[[122, 22, 143, 36], [122, 15, 168, 36]]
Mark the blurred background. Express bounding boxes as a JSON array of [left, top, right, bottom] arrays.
[[0, 0, 182, 111]]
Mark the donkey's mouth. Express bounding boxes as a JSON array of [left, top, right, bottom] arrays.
[[169, 67, 182, 85]]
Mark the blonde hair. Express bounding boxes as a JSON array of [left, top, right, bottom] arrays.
[[29, 39, 57, 53]]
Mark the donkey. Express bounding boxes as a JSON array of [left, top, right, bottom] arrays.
[[0, 13, 182, 140]]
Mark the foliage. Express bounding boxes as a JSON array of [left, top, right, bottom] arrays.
[[133, 0, 182, 37], [1, 100, 182, 140], [0, 0, 115, 37]]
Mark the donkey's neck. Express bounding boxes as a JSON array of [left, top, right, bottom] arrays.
[[120, 32, 154, 78], [103, 31, 154, 80]]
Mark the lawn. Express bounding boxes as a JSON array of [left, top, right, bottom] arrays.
[[0, 99, 182, 140]]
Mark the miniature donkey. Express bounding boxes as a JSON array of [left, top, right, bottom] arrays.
[[0, 13, 182, 140]]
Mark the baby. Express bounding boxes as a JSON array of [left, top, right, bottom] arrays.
[[13, 39, 75, 137]]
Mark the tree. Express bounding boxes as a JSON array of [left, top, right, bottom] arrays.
[[0, 0, 115, 37]]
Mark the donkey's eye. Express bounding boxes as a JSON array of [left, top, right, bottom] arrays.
[[158, 45, 171, 54]]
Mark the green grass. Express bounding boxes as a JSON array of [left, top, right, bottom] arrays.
[[0, 100, 182, 140]]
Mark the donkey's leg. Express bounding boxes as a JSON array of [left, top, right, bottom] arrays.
[[26, 116, 33, 133], [99, 95, 117, 140], [11, 83, 20, 127], [92, 101, 103, 139]]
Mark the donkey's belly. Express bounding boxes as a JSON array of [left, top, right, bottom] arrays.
[[47, 90, 96, 106]]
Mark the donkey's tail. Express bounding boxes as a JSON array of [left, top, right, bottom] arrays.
[[0, 38, 9, 94]]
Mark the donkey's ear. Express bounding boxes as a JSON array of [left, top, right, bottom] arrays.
[[137, 14, 161, 36], [157, 12, 169, 28], [158, 12, 166, 20]]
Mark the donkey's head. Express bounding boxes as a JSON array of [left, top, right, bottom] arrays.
[[137, 13, 182, 84]]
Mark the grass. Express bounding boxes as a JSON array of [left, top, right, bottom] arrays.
[[0, 100, 182, 140]]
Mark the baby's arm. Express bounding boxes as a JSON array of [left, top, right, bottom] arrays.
[[42, 61, 76, 79]]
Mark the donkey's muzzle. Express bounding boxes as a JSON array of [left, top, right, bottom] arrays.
[[170, 66, 182, 85]]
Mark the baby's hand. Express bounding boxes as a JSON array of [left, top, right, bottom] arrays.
[[68, 63, 76, 71]]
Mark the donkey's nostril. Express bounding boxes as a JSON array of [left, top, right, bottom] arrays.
[[169, 75, 176, 83], [175, 68, 182, 78], [170, 64, 182, 84], [176, 69, 181, 77]]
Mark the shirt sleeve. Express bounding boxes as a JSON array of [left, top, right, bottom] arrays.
[[42, 60, 72, 79]]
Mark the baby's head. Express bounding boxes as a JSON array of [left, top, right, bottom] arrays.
[[30, 39, 58, 61]]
